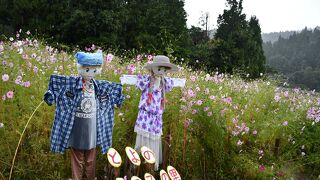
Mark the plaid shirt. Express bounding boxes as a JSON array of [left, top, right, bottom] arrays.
[[44, 75, 125, 154]]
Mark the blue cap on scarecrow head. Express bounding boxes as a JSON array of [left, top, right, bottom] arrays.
[[75, 52, 103, 66]]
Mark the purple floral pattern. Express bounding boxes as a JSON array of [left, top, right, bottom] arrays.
[[134, 75, 173, 136]]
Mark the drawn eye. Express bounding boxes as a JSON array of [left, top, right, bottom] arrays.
[[86, 68, 89, 72], [158, 68, 161, 71]]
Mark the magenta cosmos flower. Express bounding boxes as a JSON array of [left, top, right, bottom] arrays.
[[6, 91, 14, 99]]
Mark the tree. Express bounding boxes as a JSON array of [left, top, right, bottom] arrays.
[[213, 0, 266, 78]]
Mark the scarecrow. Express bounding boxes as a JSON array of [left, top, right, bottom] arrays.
[[44, 52, 125, 179], [120, 55, 185, 170]]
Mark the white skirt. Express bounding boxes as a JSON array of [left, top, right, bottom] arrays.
[[134, 131, 162, 171]]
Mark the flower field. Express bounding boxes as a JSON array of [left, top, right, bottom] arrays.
[[1, 32, 320, 179]]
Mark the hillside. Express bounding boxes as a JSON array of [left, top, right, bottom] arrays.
[[263, 27, 320, 91], [1, 35, 320, 179]]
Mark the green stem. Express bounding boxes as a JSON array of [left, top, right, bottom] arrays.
[[9, 100, 44, 180]]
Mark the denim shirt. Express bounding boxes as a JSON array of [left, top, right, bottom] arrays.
[[44, 75, 125, 154]]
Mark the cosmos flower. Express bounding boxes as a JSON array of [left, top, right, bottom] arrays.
[[6, 91, 14, 99], [2, 74, 9, 81], [106, 53, 113, 63]]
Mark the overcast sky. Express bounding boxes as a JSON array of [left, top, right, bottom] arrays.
[[184, 0, 320, 33]]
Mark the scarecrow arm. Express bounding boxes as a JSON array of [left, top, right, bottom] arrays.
[[120, 75, 138, 85], [120, 75, 186, 87], [172, 78, 186, 87]]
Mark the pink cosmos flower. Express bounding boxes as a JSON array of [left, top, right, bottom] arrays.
[[283, 91, 289, 97], [33, 66, 38, 73], [9, 62, 14, 68], [252, 130, 257, 135], [0, 44, 4, 52], [184, 118, 192, 128], [222, 97, 232, 104], [31, 53, 37, 58], [24, 81, 31, 88], [282, 121, 288, 126], [127, 64, 136, 75], [207, 112, 212, 117], [106, 53, 113, 63], [15, 79, 21, 85], [2, 74, 9, 81], [2, 95, 6, 101], [147, 55, 153, 61], [187, 89, 195, 98], [22, 53, 29, 60], [26, 30, 31, 35], [232, 118, 238, 124], [6, 91, 14, 99], [274, 95, 281, 102], [191, 109, 197, 115], [203, 107, 209, 112], [209, 95, 216, 100], [190, 75, 196, 82], [16, 75, 22, 81], [237, 140, 243, 146], [136, 54, 142, 61], [196, 100, 203, 106]]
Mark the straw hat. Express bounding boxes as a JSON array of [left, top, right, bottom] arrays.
[[144, 55, 179, 73]]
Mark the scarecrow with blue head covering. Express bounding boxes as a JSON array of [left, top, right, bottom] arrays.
[[44, 52, 125, 180]]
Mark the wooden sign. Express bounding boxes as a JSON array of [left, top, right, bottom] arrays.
[[144, 173, 155, 180], [167, 166, 181, 180], [131, 176, 142, 180], [125, 146, 141, 166], [140, 146, 156, 164], [160, 170, 170, 180], [107, 148, 122, 168]]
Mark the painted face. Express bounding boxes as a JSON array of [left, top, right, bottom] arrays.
[[77, 64, 102, 80], [152, 66, 170, 76]]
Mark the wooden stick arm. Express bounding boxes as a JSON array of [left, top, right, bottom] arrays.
[[120, 75, 186, 87]]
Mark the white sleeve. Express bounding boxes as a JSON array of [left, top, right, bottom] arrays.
[[172, 78, 186, 87], [120, 75, 138, 85]]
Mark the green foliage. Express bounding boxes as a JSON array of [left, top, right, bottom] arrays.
[[213, 0, 266, 78], [0, 0, 190, 59]]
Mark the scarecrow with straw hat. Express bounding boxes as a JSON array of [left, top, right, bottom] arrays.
[[120, 55, 185, 170]]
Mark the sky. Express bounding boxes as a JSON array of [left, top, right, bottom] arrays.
[[184, 0, 320, 33]]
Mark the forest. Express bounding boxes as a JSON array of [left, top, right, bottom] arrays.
[[263, 27, 320, 90]]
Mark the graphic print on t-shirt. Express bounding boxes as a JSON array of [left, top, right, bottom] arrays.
[[69, 80, 97, 150]]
